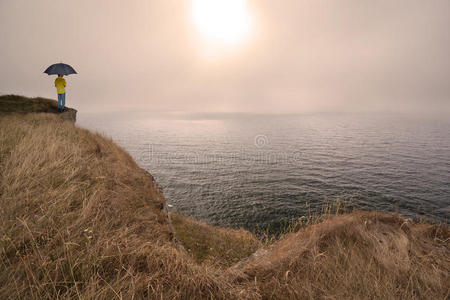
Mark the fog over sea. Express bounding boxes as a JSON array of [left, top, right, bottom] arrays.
[[79, 112, 450, 233]]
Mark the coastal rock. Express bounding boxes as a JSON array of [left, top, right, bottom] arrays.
[[60, 108, 77, 122]]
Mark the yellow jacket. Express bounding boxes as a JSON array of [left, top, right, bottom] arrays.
[[55, 77, 66, 94]]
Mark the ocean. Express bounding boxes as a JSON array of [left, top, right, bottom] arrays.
[[78, 112, 450, 233]]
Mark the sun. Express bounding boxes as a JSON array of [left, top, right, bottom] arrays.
[[192, 0, 252, 44]]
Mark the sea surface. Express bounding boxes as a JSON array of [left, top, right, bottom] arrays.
[[79, 112, 450, 233]]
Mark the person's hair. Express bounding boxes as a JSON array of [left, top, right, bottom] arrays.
[[58, 74, 63, 77]]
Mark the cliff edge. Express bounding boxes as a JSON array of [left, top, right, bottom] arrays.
[[0, 94, 77, 122]]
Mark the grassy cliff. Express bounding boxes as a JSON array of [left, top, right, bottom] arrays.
[[0, 94, 61, 114], [0, 96, 449, 299]]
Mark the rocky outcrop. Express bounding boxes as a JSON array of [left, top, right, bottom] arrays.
[[59, 108, 77, 122]]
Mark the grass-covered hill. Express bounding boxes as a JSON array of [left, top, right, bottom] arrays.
[[0, 94, 61, 114], [0, 95, 449, 299], [0, 94, 77, 121]]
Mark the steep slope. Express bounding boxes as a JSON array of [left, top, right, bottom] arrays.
[[0, 113, 250, 299]]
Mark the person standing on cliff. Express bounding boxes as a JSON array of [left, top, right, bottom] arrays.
[[55, 74, 66, 112], [44, 63, 76, 110]]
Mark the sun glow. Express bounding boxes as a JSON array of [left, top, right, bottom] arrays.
[[192, 0, 252, 44]]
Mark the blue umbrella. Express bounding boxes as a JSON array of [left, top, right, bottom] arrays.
[[44, 63, 77, 75]]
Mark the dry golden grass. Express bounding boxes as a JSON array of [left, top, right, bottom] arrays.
[[0, 103, 449, 299], [236, 212, 449, 299], [0, 114, 249, 299], [0, 95, 60, 114], [170, 213, 261, 268]]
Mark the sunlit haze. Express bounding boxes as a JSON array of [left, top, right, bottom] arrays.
[[192, 0, 251, 44], [0, 0, 449, 114]]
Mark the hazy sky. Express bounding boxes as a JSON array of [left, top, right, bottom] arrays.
[[1, 0, 449, 114]]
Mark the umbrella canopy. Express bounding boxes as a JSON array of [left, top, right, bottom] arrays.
[[44, 63, 77, 76]]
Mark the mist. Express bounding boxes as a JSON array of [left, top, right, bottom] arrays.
[[1, 0, 449, 114]]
